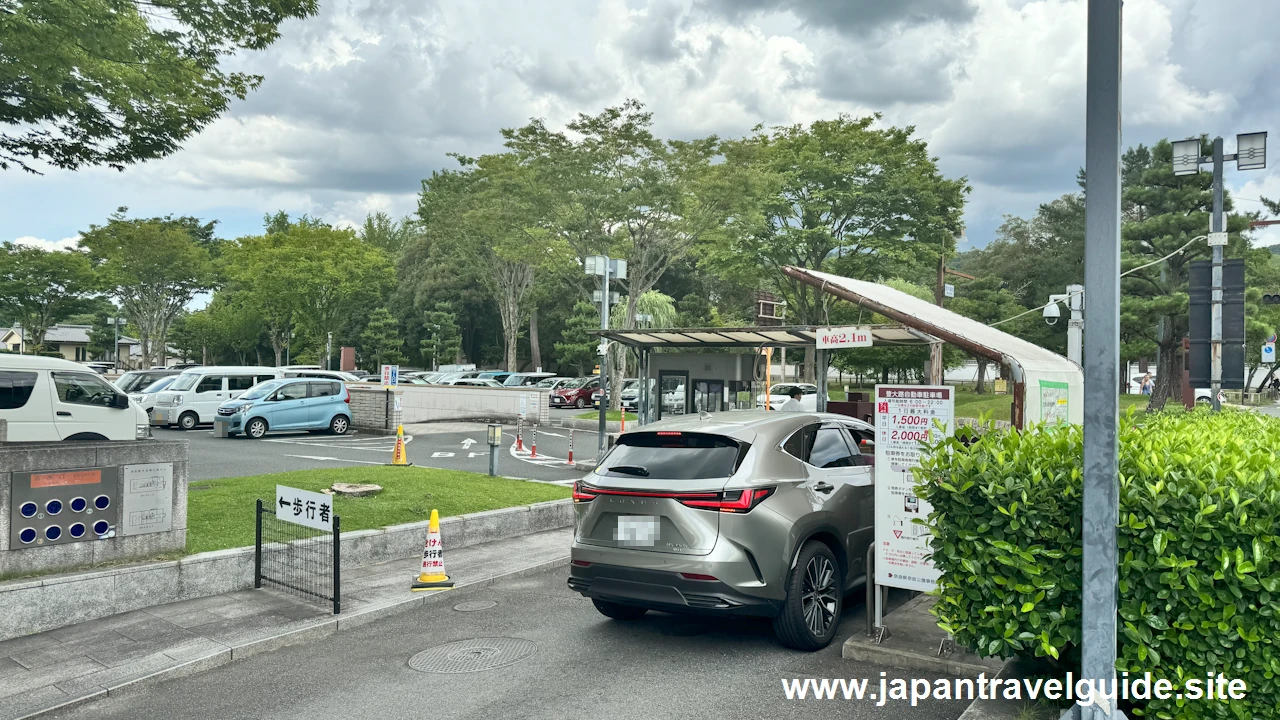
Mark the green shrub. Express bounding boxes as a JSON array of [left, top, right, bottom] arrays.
[[918, 409, 1280, 719]]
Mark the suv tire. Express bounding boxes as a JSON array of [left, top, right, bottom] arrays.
[[592, 599, 648, 621], [177, 412, 199, 431], [773, 540, 842, 651]]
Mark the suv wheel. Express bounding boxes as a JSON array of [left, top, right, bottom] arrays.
[[592, 599, 648, 621], [177, 412, 199, 431], [245, 417, 268, 439], [773, 541, 842, 651], [575, 397, 586, 409]]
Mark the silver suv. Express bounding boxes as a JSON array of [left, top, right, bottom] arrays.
[[568, 411, 876, 650]]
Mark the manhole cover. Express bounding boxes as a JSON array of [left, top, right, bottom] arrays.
[[454, 600, 496, 612], [408, 638, 536, 674]]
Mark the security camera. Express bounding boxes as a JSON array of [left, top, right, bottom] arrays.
[[1043, 302, 1061, 325]]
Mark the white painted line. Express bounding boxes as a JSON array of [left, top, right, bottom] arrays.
[[537, 430, 567, 438], [283, 454, 385, 466]]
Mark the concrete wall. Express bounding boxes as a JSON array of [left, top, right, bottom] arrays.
[[348, 386, 552, 430], [0, 499, 573, 641], [0, 440, 189, 578]]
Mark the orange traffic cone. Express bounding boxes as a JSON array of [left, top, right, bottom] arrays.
[[411, 509, 454, 591], [390, 424, 412, 466]]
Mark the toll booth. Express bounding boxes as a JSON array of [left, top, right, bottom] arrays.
[[648, 353, 759, 420]]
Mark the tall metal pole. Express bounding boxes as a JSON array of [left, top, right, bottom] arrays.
[[1210, 136, 1225, 412], [1079, 0, 1124, 718], [598, 258, 610, 454], [112, 318, 119, 367], [930, 255, 945, 383], [1067, 284, 1084, 366]]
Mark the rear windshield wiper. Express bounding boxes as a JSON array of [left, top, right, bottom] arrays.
[[608, 465, 650, 477]]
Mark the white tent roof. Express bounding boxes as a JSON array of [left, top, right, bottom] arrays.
[[784, 267, 1084, 426]]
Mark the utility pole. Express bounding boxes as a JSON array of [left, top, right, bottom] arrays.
[[930, 255, 945, 384], [326, 332, 333, 371], [1076, 0, 1124, 718], [585, 255, 625, 455]]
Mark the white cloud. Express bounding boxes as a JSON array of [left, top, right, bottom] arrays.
[[12, 236, 81, 251]]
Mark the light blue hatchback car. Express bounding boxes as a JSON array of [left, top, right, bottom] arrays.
[[214, 378, 351, 439]]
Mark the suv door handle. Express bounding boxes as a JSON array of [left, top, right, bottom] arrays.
[[813, 482, 834, 494], [57, 411, 72, 417]]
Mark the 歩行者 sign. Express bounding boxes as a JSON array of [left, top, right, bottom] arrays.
[[874, 385, 953, 593], [275, 485, 333, 532]]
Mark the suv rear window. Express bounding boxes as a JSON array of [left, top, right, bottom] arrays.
[[0, 371, 37, 410], [600, 432, 747, 480]]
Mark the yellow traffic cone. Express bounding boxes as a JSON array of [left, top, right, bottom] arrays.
[[411, 509, 454, 591], [390, 424, 412, 466]]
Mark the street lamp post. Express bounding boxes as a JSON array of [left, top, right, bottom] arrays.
[[106, 317, 122, 367], [585, 255, 627, 455], [1173, 132, 1268, 411]]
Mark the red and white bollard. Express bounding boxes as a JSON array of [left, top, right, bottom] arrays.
[[566, 429, 575, 466], [516, 416, 524, 452], [530, 424, 538, 458]]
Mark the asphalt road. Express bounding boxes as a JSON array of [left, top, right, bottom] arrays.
[[46, 566, 967, 720], [171, 408, 592, 485]]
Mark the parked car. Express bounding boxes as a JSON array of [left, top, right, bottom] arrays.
[[534, 376, 575, 391], [756, 383, 819, 411], [0, 354, 151, 441], [445, 378, 504, 388], [151, 366, 285, 430], [84, 361, 115, 374], [503, 372, 555, 387], [282, 369, 362, 383], [128, 376, 178, 415], [568, 411, 876, 650], [215, 378, 351, 438], [592, 379, 638, 408], [114, 368, 180, 394], [550, 376, 600, 409]]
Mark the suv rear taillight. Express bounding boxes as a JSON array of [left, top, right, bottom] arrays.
[[677, 487, 775, 514], [572, 482, 597, 503]]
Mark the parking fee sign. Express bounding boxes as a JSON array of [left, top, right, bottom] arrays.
[[275, 485, 333, 532], [873, 385, 953, 593]]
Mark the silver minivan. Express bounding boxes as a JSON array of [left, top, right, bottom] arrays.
[[568, 411, 875, 650], [151, 366, 284, 430]]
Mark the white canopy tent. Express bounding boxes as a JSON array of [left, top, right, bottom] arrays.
[[783, 267, 1084, 429]]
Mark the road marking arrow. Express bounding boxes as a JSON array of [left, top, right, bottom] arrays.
[[461, 438, 477, 449]]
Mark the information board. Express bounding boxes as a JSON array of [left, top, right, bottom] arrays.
[[381, 364, 399, 387], [275, 485, 333, 532], [816, 326, 873, 349], [874, 385, 954, 593], [121, 463, 173, 536], [1039, 380, 1070, 425]]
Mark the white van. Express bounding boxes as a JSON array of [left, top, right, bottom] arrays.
[[0, 354, 151, 441], [151, 366, 284, 430]]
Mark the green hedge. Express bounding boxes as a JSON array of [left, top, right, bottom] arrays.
[[918, 410, 1280, 719]]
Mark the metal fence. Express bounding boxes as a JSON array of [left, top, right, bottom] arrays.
[[254, 499, 341, 614]]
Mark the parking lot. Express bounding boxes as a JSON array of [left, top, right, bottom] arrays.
[[169, 407, 592, 485]]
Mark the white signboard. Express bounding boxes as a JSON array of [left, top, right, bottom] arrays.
[[121, 463, 173, 536], [519, 396, 528, 418], [816, 326, 873, 349], [1207, 232, 1229, 247], [944, 283, 955, 298], [874, 385, 954, 593], [394, 395, 402, 412], [381, 364, 399, 387], [275, 485, 333, 532], [528, 393, 540, 419], [1263, 342, 1276, 364]]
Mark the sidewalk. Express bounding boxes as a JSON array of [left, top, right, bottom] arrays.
[[0, 528, 570, 720]]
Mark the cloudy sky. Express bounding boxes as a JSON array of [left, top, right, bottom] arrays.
[[5, 0, 1280, 252]]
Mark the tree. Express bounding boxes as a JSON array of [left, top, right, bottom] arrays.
[[1119, 139, 1253, 410], [359, 308, 405, 369], [1, 0, 318, 173], [79, 211, 215, 367], [0, 243, 96, 353], [555, 301, 603, 376], [419, 303, 462, 370], [707, 114, 968, 381], [168, 310, 223, 366], [358, 212, 420, 258], [947, 277, 1026, 392]]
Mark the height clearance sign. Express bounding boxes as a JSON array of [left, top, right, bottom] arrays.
[[874, 385, 954, 593]]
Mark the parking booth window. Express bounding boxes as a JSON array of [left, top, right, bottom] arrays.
[[0, 371, 38, 409], [52, 372, 119, 407], [277, 383, 308, 401]]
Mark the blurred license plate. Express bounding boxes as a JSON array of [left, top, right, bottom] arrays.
[[614, 515, 658, 547]]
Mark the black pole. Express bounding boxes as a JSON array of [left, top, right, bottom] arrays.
[[254, 499, 263, 589], [333, 515, 341, 615]]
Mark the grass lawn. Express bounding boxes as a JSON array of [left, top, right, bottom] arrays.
[[186, 467, 570, 555], [574, 410, 636, 421]]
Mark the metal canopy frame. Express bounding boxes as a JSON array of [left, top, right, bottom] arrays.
[[593, 324, 939, 424]]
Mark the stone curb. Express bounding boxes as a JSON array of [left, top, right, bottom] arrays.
[[12, 553, 570, 720], [0, 499, 573, 641]]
